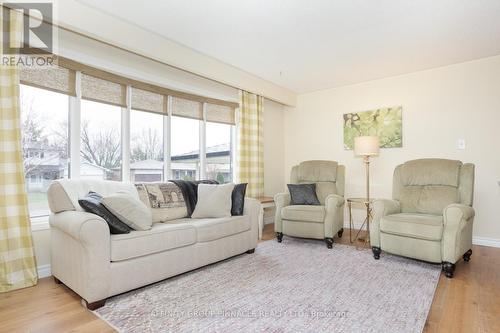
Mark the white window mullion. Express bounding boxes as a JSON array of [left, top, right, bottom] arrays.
[[164, 96, 172, 180], [199, 103, 207, 180], [121, 85, 131, 181], [69, 71, 81, 179]]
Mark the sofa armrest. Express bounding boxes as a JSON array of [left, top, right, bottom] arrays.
[[244, 198, 261, 245], [274, 193, 290, 233], [324, 194, 345, 238], [442, 204, 475, 263], [370, 199, 401, 247], [49, 211, 111, 303]]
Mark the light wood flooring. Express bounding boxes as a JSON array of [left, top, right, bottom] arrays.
[[1, 224, 499, 332]]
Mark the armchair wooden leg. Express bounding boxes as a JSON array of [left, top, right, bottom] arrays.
[[246, 248, 255, 254], [337, 228, 344, 238], [463, 249, 472, 262], [325, 238, 333, 249], [276, 232, 283, 243], [372, 246, 381, 260], [84, 299, 107, 310], [442, 262, 456, 278]]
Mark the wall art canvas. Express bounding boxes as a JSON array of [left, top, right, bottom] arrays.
[[343, 106, 402, 149]]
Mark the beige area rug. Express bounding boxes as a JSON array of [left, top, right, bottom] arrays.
[[94, 238, 441, 333]]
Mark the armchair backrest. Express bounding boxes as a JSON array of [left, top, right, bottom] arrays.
[[290, 160, 345, 204], [393, 158, 474, 215]]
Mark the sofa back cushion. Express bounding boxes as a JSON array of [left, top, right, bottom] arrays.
[[48, 179, 138, 213], [393, 159, 474, 215], [290, 160, 344, 204]]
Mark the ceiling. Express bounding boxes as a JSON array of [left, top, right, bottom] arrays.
[[77, 0, 500, 93]]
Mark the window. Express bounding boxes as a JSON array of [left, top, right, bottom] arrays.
[[20, 85, 69, 218], [130, 110, 164, 182], [206, 122, 233, 183], [80, 100, 122, 181], [171, 116, 199, 181]]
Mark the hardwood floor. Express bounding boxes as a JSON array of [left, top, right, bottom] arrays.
[[1, 224, 499, 333]]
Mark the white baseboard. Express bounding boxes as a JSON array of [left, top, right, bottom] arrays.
[[37, 264, 51, 278], [472, 236, 500, 248]]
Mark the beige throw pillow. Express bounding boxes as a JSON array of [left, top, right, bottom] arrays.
[[102, 192, 153, 231], [191, 183, 235, 219]]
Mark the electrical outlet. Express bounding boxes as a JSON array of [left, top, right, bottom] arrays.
[[457, 139, 466, 150]]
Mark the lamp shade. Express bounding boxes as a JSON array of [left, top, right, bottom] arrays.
[[354, 136, 380, 156]]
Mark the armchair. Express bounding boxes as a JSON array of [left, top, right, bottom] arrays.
[[370, 159, 475, 278], [274, 160, 345, 248]]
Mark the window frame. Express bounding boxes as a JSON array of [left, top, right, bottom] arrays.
[[22, 74, 237, 230]]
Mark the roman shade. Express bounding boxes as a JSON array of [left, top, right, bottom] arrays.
[[171, 96, 203, 120], [81, 73, 127, 107], [206, 103, 236, 125], [20, 66, 76, 96], [131, 87, 165, 114]]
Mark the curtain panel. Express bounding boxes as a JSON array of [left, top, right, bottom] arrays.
[[0, 8, 38, 292], [237, 91, 264, 198]]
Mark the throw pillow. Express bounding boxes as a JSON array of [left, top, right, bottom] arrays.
[[287, 184, 321, 205], [78, 192, 132, 234], [102, 192, 153, 231], [191, 183, 235, 218], [169, 180, 219, 216], [231, 183, 247, 216], [135, 182, 188, 223]]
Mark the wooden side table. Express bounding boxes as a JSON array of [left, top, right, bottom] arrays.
[[347, 197, 374, 248], [257, 196, 275, 239]]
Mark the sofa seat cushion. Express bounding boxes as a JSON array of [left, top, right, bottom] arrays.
[[380, 213, 443, 241], [281, 205, 325, 223], [110, 223, 196, 261], [187, 215, 251, 242]]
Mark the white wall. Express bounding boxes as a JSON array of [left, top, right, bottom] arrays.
[[284, 55, 500, 243]]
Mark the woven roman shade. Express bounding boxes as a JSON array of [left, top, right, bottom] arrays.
[[81, 73, 127, 107], [206, 103, 236, 125], [20, 66, 76, 96], [171, 96, 203, 120], [131, 87, 165, 114]]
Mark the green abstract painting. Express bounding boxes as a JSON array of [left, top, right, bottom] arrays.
[[343, 106, 402, 149]]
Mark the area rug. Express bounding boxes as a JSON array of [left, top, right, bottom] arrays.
[[94, 238, 441, 333]]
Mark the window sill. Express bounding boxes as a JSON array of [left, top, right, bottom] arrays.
[[31, 216, 50, 231]]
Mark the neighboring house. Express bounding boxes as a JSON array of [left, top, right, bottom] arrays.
[[80, 162, 110, 180], [128, 143, 231, 182], [23, 141, 67, 192]]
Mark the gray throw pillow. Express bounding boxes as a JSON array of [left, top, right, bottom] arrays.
[[287, 184, 320, 205]]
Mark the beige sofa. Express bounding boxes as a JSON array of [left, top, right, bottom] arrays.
[[370, 159, 475, 278], [274, 160, 345, 248], [47, 180, 260, 309]]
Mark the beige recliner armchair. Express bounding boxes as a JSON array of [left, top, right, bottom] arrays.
[[370, 158, 475, 278], [274, 160, 345, 248]]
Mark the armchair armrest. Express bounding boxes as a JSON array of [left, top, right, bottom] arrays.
[[442, 204, 475, 263], [370, 199, 401, 247], [324, 194, 345, 238], [274, 193, 290, 233]]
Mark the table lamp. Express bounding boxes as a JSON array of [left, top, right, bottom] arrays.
[[354, 136, 380, 202]]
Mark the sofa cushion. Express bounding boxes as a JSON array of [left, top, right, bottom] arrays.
[[281, 205, 325, 223], [187, 215, 251, 242], [135, 182, 188, 223], [380, 213, 443, 241], [191, 183, 235, 218], [110, 222, 196, 261]]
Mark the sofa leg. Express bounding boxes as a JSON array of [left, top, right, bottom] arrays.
[[372, 246, 381, 260], [442, 262, 456, 278], [463, 249, 472, 262], [276, 232, 283, 243], [246, 248, 255, 254], [84, 299, 106, 310], [325, 238, 333, 249], [337, 228, 344, 238], [53, 276, 63, 285]]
